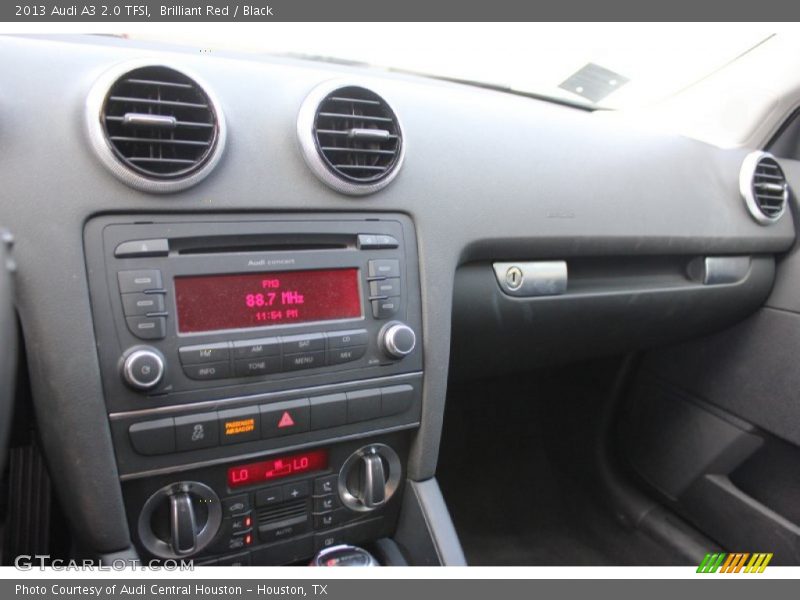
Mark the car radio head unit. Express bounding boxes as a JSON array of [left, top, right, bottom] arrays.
[[84, 214, 423, 414]]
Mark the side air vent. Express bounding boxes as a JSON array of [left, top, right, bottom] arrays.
[[86, 61, 226, 193], [740, 151, 788, 224], [298, 81, 405, 195]]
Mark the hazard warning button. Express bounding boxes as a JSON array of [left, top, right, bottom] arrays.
[[260, 398, 310, 438]]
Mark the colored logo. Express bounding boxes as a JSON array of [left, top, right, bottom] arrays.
[[697, 553, 773, 573]]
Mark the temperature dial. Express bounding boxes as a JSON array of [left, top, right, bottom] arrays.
[[338, 444, 402, 512], [121, 347, 165, 391], [378, 322, 416, 359], [137, 481, 221, 559]]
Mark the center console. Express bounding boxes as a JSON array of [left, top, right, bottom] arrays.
[[84, 214, 423, 565]]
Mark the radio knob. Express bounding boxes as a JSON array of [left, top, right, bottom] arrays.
[[378, 322, 416, 359], [122, 347, 165, 391]]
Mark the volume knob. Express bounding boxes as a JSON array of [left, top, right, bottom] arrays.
[[122, 347, 165, 391], [379, 322, 416, 359]]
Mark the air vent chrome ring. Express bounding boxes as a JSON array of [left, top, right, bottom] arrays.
[[85, 59, 227, 194], [739, 150, 788, 225], [297, 80, 405, 196]]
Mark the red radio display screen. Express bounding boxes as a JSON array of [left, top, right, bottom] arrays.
[[227, 449, 329, 488], [174, 268, 362, 333]]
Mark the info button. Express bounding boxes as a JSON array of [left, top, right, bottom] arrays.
[[182, 362, 230, 380]]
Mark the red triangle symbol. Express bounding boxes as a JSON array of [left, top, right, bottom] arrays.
[[277, 411, 295, 428]]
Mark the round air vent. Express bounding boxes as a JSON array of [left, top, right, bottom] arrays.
[[86, 61, 226, 193], [297, 81, 405, 195], [739, 151, 788, 224]]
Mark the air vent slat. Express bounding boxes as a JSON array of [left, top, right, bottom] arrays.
[[321, 147, 397, 156], [128, 157, 199, 165], [104, 115, 215, 129], [108, 95, 210, 110], [316, 129, 399, 140], [109, 136, 211, 147], [328, 96, 381, 106], [123, 78, 194, 89], [99, 65, 221, 181], [334, 164, 388, 172], [306, 85, 403, 188], [317, 112, 394, 124], [741, 152, 788, 224]]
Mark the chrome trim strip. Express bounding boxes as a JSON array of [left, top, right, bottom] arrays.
[[109, 370, 423, 420], [296, 79, 406, 196], [85, 59, 227, 194], [118, 422, 419, 481]]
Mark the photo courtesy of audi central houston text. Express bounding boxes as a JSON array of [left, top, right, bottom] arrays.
[[3, 20, 800, 579]]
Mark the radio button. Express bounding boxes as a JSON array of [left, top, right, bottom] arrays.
[[234, 356, 281, 378], [282, 351, 325, 372], [358, 234, 399, 250], [219, 406, 261, 445], [327, 345, 366, 366], [128, 418, 175, 455], [371, 298, 399, 319], [346, 388, 381, 423], [174, 412, 219, 451], [368, 259, 400, 278], [369, 277, 401, 298], [261, 399, 310, 438], [114, 238, 169, 258], [309, 394, 347, 430], [326, 329, 368, 349], [126, 315, 167, 340], [121, 292, 165, 317], [232, 337, 280, 359], [182, 362, 230, 380], [118, 269, 163, 294], [380, 384, 415, 417], [281, 333, 325, 354], [179, 342, 230, 365]]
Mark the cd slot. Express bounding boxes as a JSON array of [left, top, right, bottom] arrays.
[[173, 233, 355, 255]]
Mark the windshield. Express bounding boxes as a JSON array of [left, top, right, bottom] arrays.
[[126, 23, 779, 109]]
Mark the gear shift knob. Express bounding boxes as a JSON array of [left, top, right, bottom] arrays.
[[310, 544, 379, 567]]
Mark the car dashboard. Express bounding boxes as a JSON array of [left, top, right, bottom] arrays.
[[0, 33, 794, 566]]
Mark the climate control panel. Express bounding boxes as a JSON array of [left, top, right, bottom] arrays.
[[125, 434, 408, 565]]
